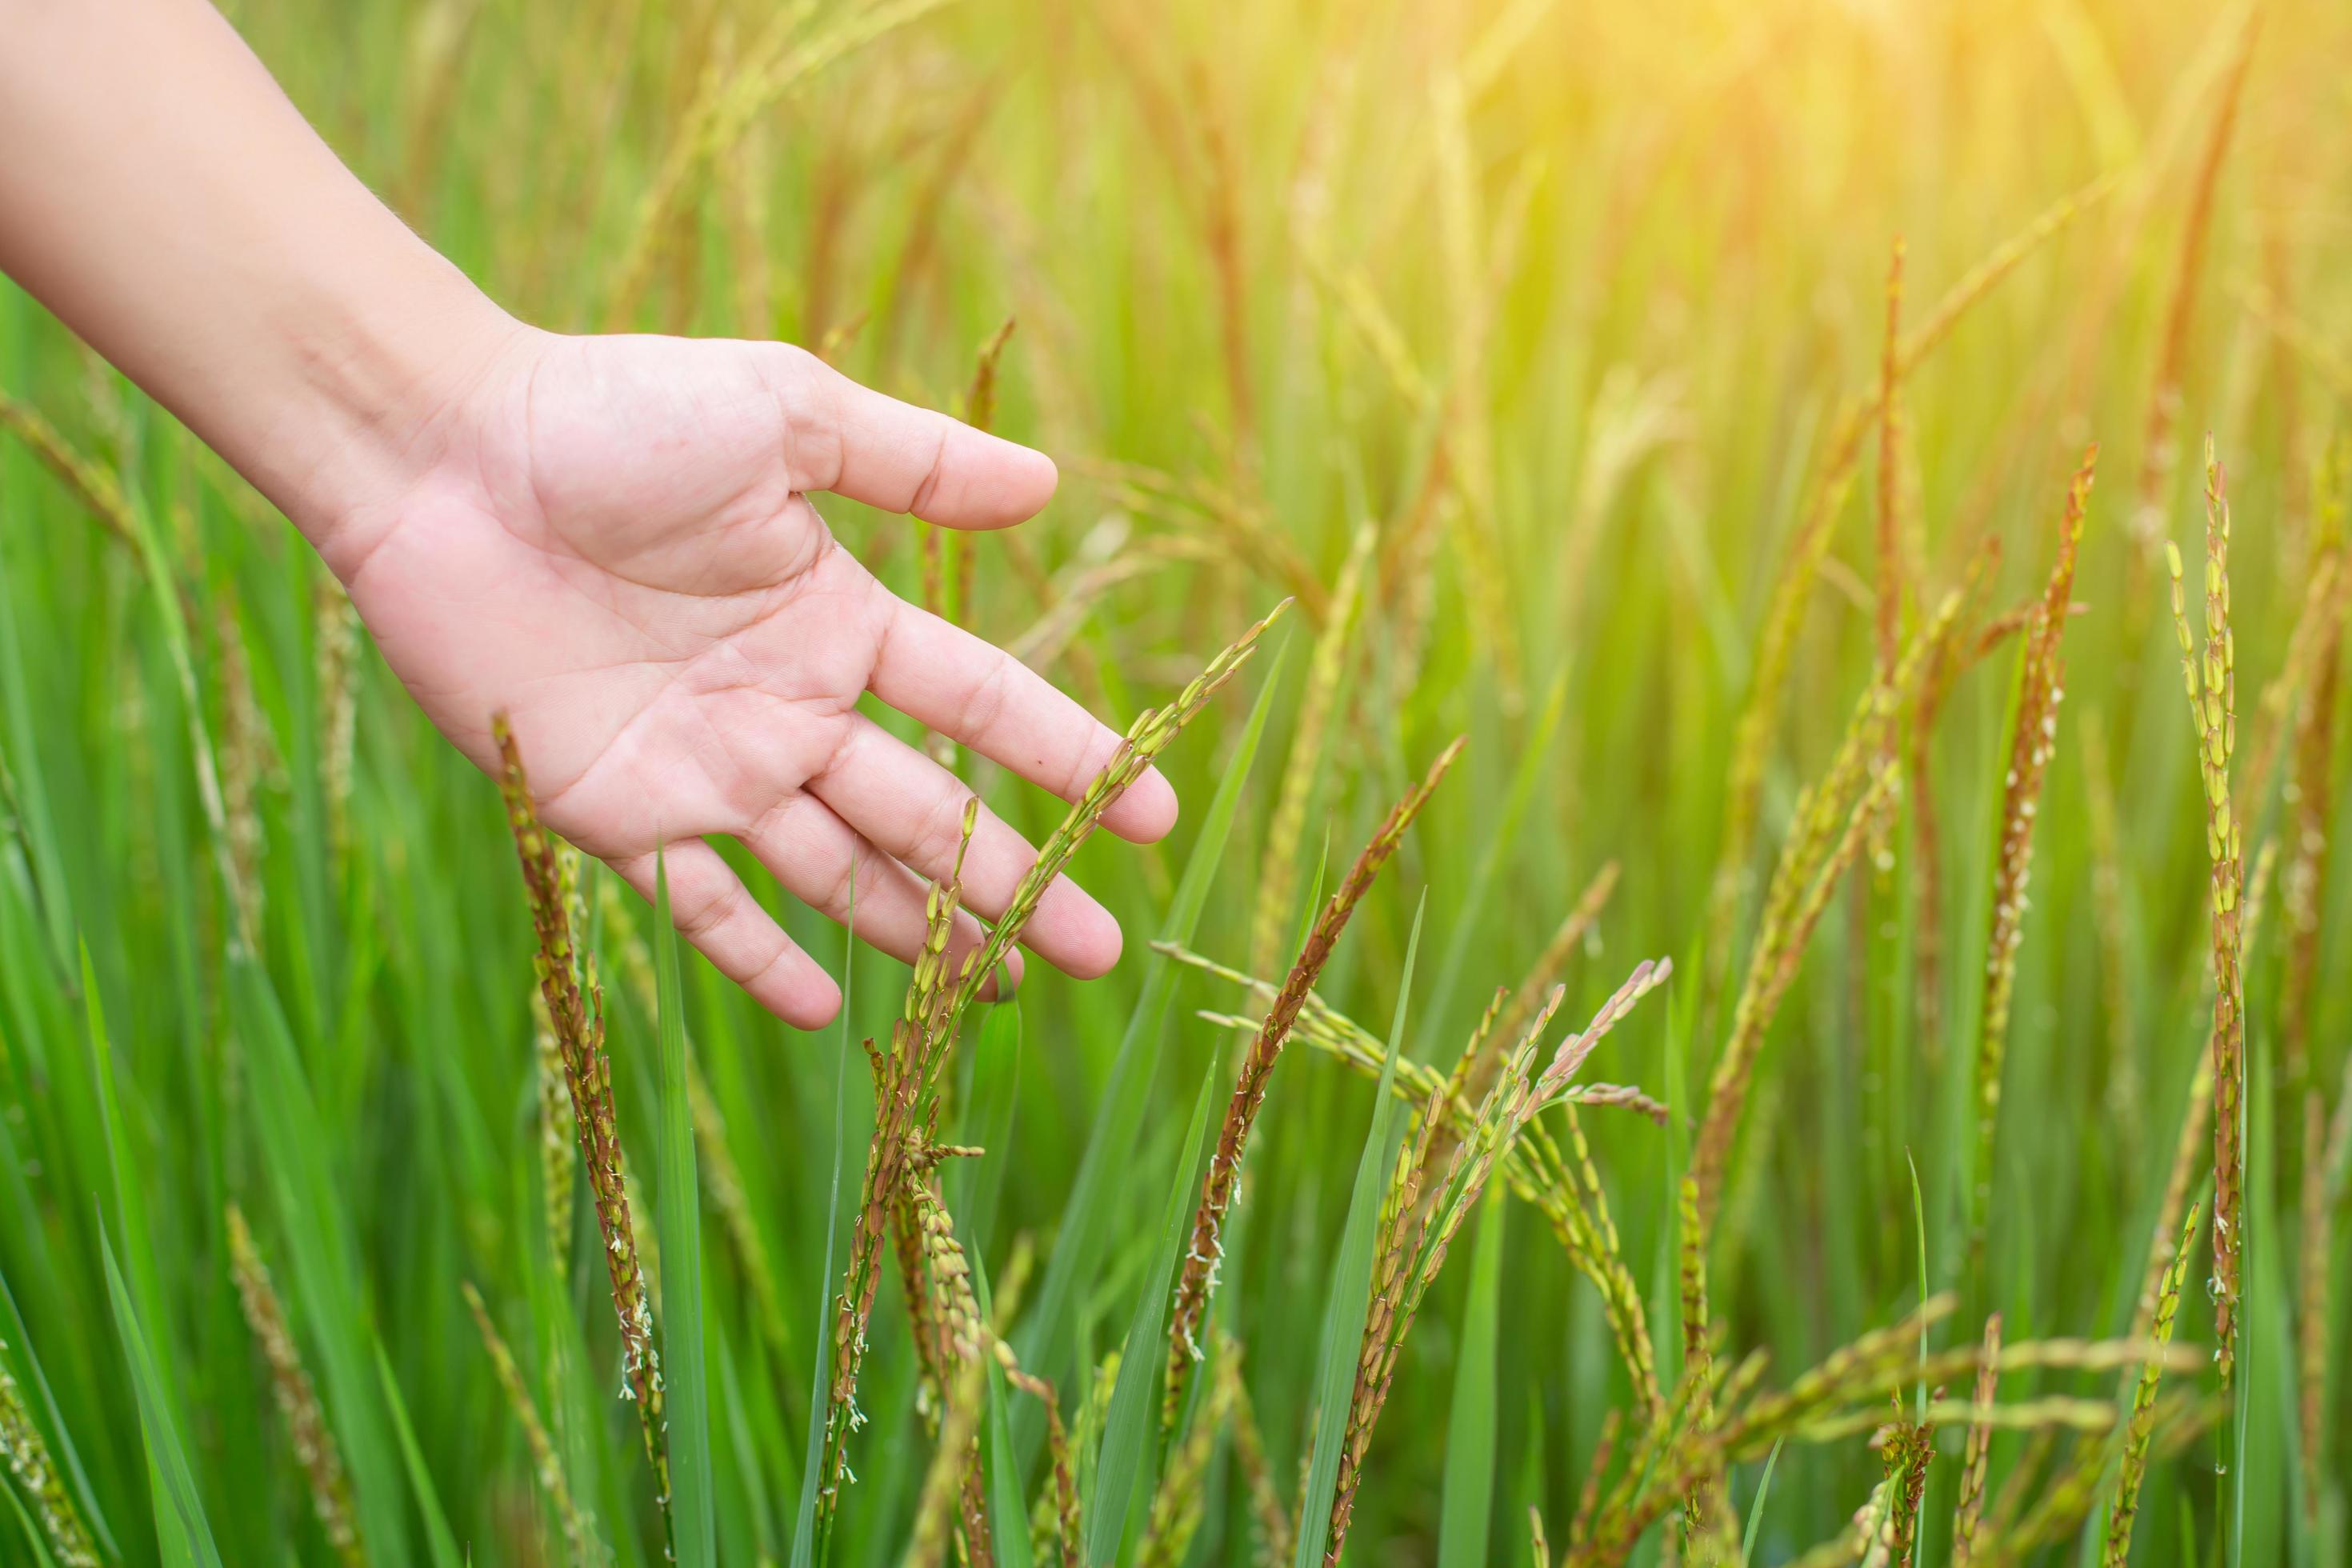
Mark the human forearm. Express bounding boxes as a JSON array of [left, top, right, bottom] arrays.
[[0, 0, 517, 542]]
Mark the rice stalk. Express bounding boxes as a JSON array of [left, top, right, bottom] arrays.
[[492, 718, 668, 1541], [1163, 737, 1462, 1418], [1969, 449, 2098, 1264], [314, 575, 360, 865], [2279, 439, 2346, 1094], [604, 0, 947, 324], [951, 600, 1286, 1015], [1704, 177, 2112, 1009], [215, 599, 269, 946], [2162, 442, 2242, 1397], [1692, 753, 1901, 1227], [461, 1281, 599, 1566], [1947, 1313, 2002, 1568], [2080, 715, 2141, 1144], [596, 877, 791, 1359], [822, 807, 976, 1522], [1494, 862, 1621, 1051], [1248, 521, 1374, 977], [1873, 239, 1908, 834], [0, 1335, 100, 1567], [226, 1206, 364, 1567], [2295, 1090, 2327, 1521], [1567, 1409, 1618, 1552], [2128, 6, 2259, 555], [822, 607, 1282, 1530]]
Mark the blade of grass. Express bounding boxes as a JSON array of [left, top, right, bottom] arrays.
[[791, 853, 856, 1568], [1437, 1189, 1504, 1568], [1014, 640, 1286, 1453], [1293, 893, 1426, 1568], [98, 1220, 220, 1568], [654, 850, 716, 1566], [1417, 665, 1567, 1054], [372, 1342, 465, 1568], [4, 1480, 61, 1568], [1741, 1438, 1786, 1566], [228, 953, 411, 1562], [1089, 1039, 1226, 1564]]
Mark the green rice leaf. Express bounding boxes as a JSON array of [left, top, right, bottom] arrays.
[[1741, 1438, 1786, 1566], [1438, 1189, 1504, 1568], [654, 849, 716, 1565], [374, 1340, 466, 1568], [98, 1218, 220, 1568], [792, 852, 857, 1568], [1087, 1034, 1225, 1564]]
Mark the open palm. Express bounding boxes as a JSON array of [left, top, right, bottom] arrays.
[[323, 330, 1170, 1028]]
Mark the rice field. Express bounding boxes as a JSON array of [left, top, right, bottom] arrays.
[[1, 0, 2348, 1563]]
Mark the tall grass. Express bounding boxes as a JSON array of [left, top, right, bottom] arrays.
[[0, 0, 2348, 1562]]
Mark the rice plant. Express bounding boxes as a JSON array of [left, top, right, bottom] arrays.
[[0, 0, 2347, 1564]]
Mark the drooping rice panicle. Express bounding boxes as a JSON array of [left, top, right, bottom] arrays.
[[1163, 736, 1461, 1418], [2103, 1200, 2201, 1566], [824, 607, 1281, 1529], [1172, 945, 1666, 1406], [1325, 960, 1671, 1564], [2162, 442, 2242, 1395], [227, 1206, 365, 1567], [493, 717, 668, 1537], [0, 1334, 101, 1567], [462, 1281, 598, 1567], [954, 600, 1287, 1018], [1969, 449, 2098, 1262]]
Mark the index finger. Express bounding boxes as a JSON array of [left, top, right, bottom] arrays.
[[870, 594, 1179, 845]]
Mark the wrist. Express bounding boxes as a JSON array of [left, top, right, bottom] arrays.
[[260, 257, 532, 570]]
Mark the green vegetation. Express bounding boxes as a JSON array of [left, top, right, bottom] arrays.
[[2, 0, 2348, 1562]]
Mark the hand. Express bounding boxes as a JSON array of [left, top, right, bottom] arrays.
[[318, 328, 1175, 1028]]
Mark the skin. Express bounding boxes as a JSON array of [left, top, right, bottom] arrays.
[[0, 0, 1174, 1028]]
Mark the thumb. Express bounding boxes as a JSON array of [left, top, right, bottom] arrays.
[[761, 342, 1058, 529]]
